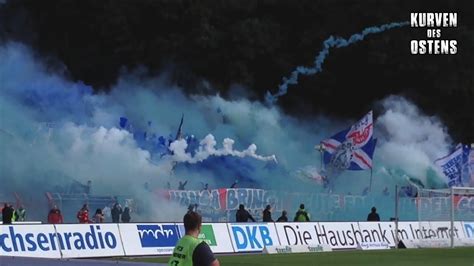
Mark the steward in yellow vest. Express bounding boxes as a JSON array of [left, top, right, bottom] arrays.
[[168, 212, 220, 266], [294, 204, 310, 222]]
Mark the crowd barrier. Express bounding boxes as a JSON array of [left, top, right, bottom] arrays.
[[1, 221, 474, 258]]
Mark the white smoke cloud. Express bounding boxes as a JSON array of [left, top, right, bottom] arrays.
[[168, 134, 277, 164], [374, 96, 451, 186]]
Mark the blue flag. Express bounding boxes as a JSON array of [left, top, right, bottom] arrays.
[[435, 144, 470, 187], [321, 111, 376, 171]]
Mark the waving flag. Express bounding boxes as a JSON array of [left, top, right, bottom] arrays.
[[321, 111, 376, 172], [435, 144, 470, 187]]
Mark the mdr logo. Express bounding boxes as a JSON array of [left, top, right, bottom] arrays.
[[137, 224, 180, 248], [228, 223, 280, 252], [119, 223, 180, 256]]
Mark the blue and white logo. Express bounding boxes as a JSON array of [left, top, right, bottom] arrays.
[[231, 225, 274, 251], [137, 224, 179, 248], [464, 223, 474, 238]]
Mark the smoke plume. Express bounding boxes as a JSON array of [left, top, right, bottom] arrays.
[[265, 21, 410, 104]]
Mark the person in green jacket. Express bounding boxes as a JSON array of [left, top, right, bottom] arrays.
[[168, 211, 220, 266], [294, 203, 310, 222], [14, 205, 26, 222]]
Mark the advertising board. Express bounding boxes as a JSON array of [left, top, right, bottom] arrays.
[[227, 223, 280, 252], [119, 223, 179, 256]]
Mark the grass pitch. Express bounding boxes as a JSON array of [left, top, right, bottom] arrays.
[[126, 248, 473, 266]]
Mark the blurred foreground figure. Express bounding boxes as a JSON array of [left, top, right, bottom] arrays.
[[168, 211, 220, 266]]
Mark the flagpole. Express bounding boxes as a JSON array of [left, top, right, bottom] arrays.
[[369, 168, 373, 193], [320, 143, 325, 171], [315, 143, 325, 171]]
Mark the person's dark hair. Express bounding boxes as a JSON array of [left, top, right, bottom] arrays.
[[95, 208, 102, 214], [300, 204, 305, 209], [371, 207, 376, 212], [184, 211, 202, 232], [265, 205, 271, 210], [239, 204, 244, 210]]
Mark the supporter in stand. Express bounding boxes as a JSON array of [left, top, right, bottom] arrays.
[[178, 180, 188, 190], [362, 187, 370, 196], [77, 204, 91, 223], [85, 180, 92, 195], [367, 206, 380, 221], [276, 210, 288, 222], [102, 205, 111, 220], [11, 205, 17, 222], [2, 203, 14, 224], [111, 202, 123, 223], [47, 205, 64, 224], [93, 208, 105, 223], [201, 183, 209, 192], [168, 211, 220, 266], [262, 204, 273, 222], [122, 206, 131, 223], [14, 205, 26, 222], [294, 204, 310, 222], [236, 204, 255, 222], [143, 182, 151, 192], [187, 204, 199, 214]]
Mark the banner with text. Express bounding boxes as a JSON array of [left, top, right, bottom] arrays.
[[0, 224, 61, 258], [54, 224, 124, 258]]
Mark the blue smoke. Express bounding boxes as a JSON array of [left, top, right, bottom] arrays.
[[265, 21, 410, 105], [0, 41, 453, 222]]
